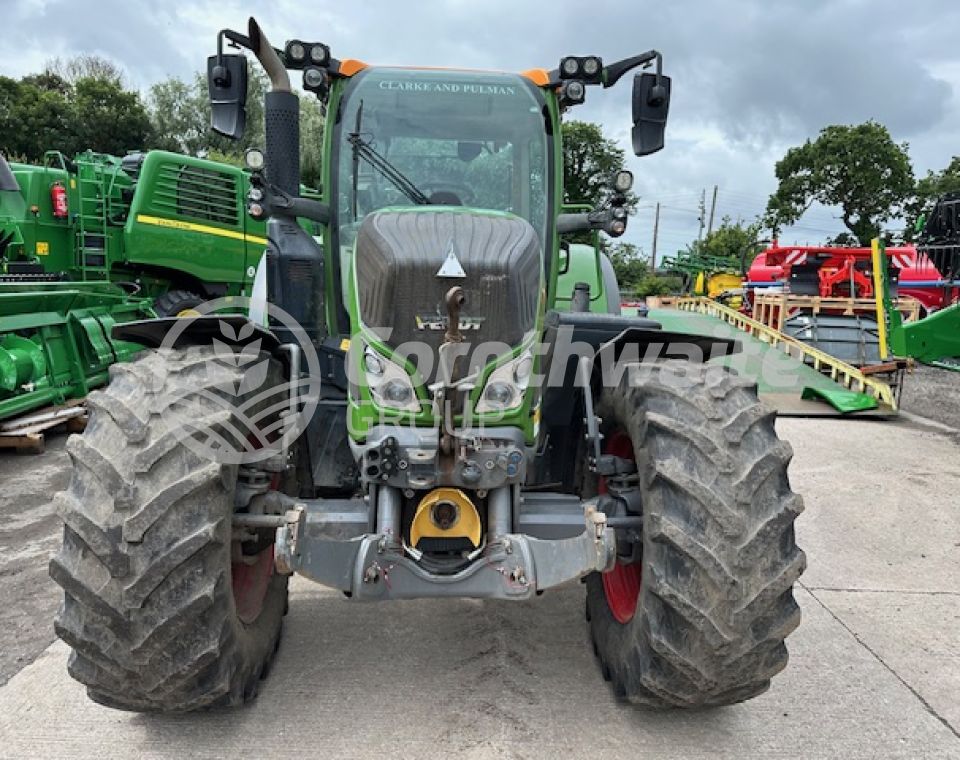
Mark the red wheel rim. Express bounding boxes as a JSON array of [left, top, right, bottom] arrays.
[[231, 435, 279, 624], [232, 545, 275, 624], [600, 430, 642, 624]]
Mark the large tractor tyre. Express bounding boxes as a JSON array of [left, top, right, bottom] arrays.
[[49, 346, 290, 712], [585, 360, 805, 707], [153, 289, 204, 317]]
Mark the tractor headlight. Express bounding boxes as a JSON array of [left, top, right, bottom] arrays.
[[476, 351, 534, 414], [363, 347, 419, 412]]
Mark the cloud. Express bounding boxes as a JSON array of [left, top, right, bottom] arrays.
[[6, 0, 959, 249]]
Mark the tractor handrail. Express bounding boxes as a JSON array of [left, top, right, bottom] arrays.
[[674, 296, 897, 410]]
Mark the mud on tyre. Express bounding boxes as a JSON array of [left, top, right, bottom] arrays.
[[585, 360, 806, 707], [49, 346, 289, 711]]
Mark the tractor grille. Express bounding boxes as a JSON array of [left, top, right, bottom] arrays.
[[354, 210, 542, 378]]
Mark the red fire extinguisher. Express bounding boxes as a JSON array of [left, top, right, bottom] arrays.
[[50, 182, 69, 218]]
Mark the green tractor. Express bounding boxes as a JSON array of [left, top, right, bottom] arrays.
[[50, 18, 805, 711]]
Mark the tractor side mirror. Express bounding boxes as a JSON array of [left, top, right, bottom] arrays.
[[631, 72, 671, 156], [207, 53, 248, 140]]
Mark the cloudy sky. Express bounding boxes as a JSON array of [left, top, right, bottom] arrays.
[[6, 0, 959, 257]]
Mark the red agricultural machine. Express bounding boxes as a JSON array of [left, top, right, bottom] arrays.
[[744, 241, 958, 366]]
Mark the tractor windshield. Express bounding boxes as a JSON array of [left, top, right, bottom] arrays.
[[333, 67, 551, 260]]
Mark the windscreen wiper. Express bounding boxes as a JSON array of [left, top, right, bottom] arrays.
[[348, 131, 431, 207]]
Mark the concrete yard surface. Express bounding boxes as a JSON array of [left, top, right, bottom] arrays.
[[0, 417, 958, 759]]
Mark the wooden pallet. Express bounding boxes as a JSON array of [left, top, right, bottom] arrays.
[[753, 293, 921, 333], [0, 401, 87, 454], [644, 295, 682, 309]]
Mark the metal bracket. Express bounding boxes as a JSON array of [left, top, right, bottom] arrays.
[[274, 505, 306, 574]]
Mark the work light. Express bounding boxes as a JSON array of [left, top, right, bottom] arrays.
[[560, 56, 581, 78], [245, 148, 265, 171], [613, 170, 634, 193], [285, 40, 306, 64]]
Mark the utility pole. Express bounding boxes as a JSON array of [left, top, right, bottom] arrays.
[[651, 202, 660, 269], [707, 184, 718, 236], [697, 188, 706, 241]]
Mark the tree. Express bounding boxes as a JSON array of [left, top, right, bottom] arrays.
[[608, 242, 648, 290], [0, 58, 151, 161], [562, 120, 638, 211], [765, 121, 914, 245], [0, 76, 73, 159], [147, 77, 209, 155], [684, 216, 764, 271], [46, 55, 126, 85], [71, 76, 152, 156], [146, 69, 325, 189]]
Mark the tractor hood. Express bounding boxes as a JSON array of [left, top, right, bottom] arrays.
[[354, 209, 542, 373]]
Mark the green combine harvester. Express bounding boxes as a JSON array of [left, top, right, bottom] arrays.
[[1, 149, 274, 311], [0, 148, 326, 421]]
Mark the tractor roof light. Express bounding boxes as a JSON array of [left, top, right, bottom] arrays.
[[285, 40, 307, 65], [309, 43, 330, 66], [560, 56, 581, 79], [560, 80, 586, 107], [303, 66, 329, 97], [581, 56, 603, 83], [559, 56, 603, 84]]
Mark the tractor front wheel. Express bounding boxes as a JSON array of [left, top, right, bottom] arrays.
[[585, 360, 806, 707], [49, 347, 288, 711]]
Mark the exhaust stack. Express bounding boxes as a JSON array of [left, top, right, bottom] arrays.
[[248, 18, 300, 196]]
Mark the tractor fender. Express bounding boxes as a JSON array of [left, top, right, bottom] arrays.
[[594, 325, 740, 367], [111, 315, 281, 353]]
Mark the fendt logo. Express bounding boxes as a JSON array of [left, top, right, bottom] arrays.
[[435, 238, 467, 279], [415, 313, 484, 331], [155, 297, 321, 465]]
